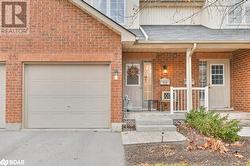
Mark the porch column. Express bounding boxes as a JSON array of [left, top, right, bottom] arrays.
[[186, 44, 197, 112], [186, 48, 192, 112]]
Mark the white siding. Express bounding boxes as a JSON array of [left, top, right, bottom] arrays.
[[201, 0, 250, 29], [140, 6, 201, 25], [124, 0, 140, 29]]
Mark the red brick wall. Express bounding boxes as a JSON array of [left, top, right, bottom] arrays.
[[231, 49, 250, 112], [0, 0, 122, 123]]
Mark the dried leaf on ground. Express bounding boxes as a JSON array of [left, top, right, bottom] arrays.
[[234, 152, 244, 159], [231, 141, 245, 148], [202, 137, 229, 154]]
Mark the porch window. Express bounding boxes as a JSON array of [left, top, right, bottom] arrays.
[[143, 62, 153, 100], [199, 61, 207, 87], [211, 64, 224, 85], [199, 61, 207, 102], [88, 0, 125, 24]]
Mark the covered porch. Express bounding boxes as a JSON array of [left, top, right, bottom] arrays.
[[122, 43, 250, 115]]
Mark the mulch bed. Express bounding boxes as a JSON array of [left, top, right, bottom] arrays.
[[124, 121, 250, 166]]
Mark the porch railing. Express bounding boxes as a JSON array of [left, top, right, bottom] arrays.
[[170, 86, 209, 114]]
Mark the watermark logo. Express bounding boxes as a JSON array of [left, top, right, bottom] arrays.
[[0, 159, 24, 166], [0, 0, 29, 34]]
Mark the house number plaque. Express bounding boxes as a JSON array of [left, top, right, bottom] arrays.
[[160, 78, 170, 85]]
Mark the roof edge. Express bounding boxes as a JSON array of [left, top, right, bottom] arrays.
[[137, 40, 250, 44], [68, 0, 136, 42]]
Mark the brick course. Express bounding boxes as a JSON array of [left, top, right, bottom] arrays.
[[0, 0, 123, 124]]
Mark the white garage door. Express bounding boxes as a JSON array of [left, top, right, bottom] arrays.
[[0, 65, 5, 128], [25, 64, 110, 129]]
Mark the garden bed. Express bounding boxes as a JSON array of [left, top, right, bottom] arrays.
[[124, 121, 250, 166]]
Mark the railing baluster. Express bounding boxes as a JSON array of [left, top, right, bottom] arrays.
[[171, 87, 207, 113], [181, 90, 183, 111]]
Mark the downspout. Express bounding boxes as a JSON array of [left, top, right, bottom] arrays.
[[139, 26, 149, 41], [190, 43, 197, 56], [186, 43, 197, 112]]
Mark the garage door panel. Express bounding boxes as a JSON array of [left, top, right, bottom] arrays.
[[28, 81, 109, 95], [28, 96, 109, 110], [25, 64, 110, 129], [28, 113, 109, 128]]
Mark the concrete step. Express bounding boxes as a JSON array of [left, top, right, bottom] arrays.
[[136, 117, 173, 125], [136, 124, 176, 132], [239, 120, 250, 127]]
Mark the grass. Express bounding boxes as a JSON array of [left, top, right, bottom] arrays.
[[247, 160, 250, 166]]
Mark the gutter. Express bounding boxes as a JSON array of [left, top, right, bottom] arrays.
[[139, 26, 149, 41], [136, 40, 250, 44]]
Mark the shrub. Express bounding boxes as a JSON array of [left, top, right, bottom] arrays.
[[186, 107, 241, 142]]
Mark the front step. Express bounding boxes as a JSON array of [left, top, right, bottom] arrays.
[[136, 124, 176, 132], [135, 115, 176, 132], [136, 116, 173, 125]]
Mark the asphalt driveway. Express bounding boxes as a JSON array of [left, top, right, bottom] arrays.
[[0, 131, 124, 166]]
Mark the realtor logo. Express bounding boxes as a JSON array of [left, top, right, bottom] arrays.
[[0, 0, 29, 34]]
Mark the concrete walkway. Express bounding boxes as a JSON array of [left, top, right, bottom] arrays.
[[0, 131, 124, 166], [121, 131, 186, 145], [239, 127, 250, 137]]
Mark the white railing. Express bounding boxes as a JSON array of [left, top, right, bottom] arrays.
[[170, 86, 209, 114]]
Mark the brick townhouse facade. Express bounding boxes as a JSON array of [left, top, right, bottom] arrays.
[[0, 0, 250, 130]]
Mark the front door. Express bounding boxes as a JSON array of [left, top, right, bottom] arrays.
[[124, 62, 143, 110], [123, 61, 153, 110], [207, 60, 230, 109]]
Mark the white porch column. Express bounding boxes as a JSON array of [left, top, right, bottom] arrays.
[[186, 48, 192, 112], [186, 44, 197, 112]]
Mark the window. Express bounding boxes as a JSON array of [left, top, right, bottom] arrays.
[[126, 64, 140, 86], [210, 64, 224, 86], [110, 0, 125, 24], [228, 0, 250, 24], [143, 62, 153, 100], [92, 0, 107, 14], [199, 61, 207, 101], [161, 91, 176, 101], [89, 0, 125, 24], [199, 61, 207, 88]]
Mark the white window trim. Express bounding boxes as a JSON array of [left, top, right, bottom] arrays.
[[210, 64, 225, 87], [90, 0, 126, 25], [126, 64, 140, 87], [227, 0, 250, 26]]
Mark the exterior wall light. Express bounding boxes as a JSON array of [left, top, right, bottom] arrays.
[[162, 65, 168, 74], [113, 69, 119, 80]]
